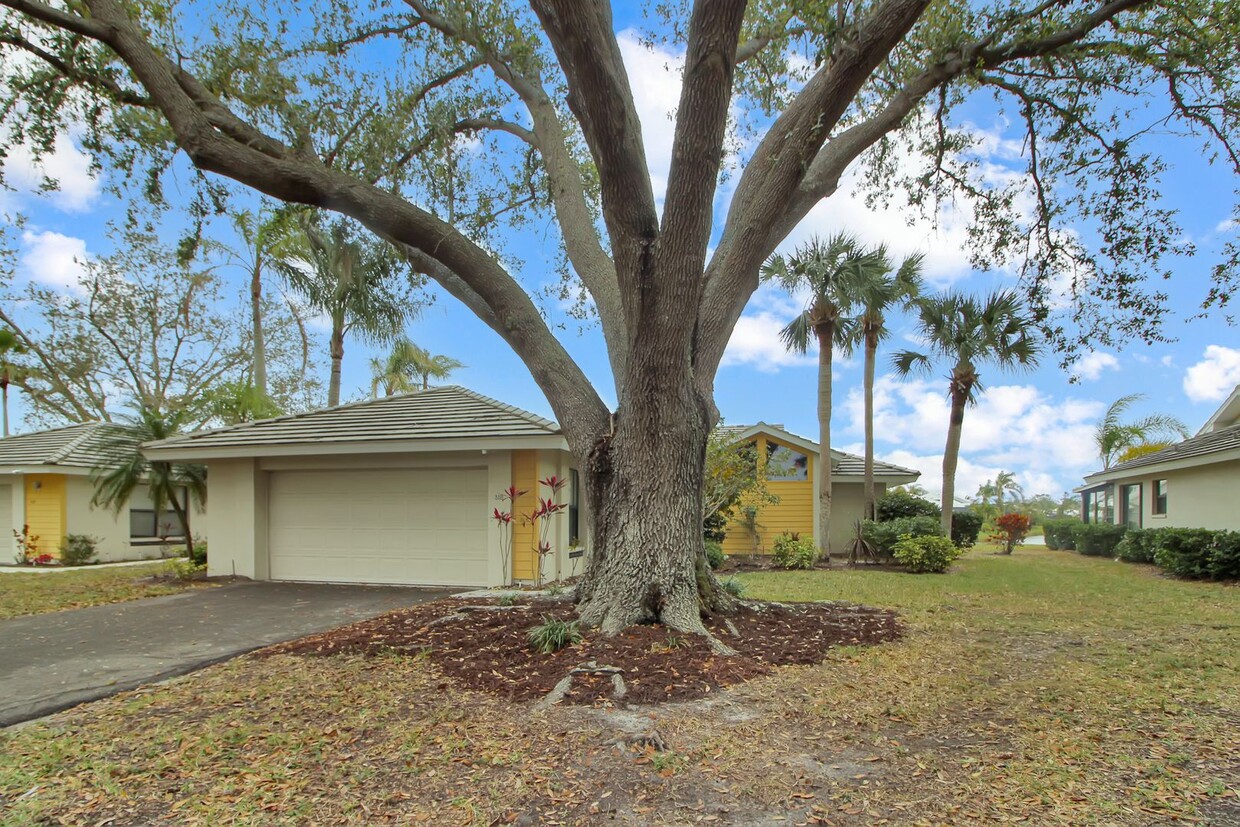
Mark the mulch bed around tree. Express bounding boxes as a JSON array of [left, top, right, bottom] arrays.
[[259, 597, 902, 706]]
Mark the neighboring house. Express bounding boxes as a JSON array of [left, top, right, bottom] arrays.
[[142, 387, 582, 587], [717, 423, 921, 557], [1076, 384, 1240, 531], [0, 423, 205, 563]]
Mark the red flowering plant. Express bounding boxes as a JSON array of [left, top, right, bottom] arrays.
[[12, 525, 43, 566], [524, 476, 568, 587], [989, 512, 1032, 555], [492, 486, 526, 585]]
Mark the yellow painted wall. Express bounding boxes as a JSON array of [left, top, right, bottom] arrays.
[[510, 449, 541, 580], [23, 474, 66, 559], [721, 436, 814, 556]]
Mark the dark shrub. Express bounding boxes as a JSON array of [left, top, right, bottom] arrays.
[[1042, 519, 1079, 551], [1115, 528, 1158, 564], [1070, 523, 1127, 557], [950, 512, 984, 548], [1153, 528, 1225, 579], [864, 516, 942, 555], [188, 540, 207, 567], [704, 540, 726, 570], [703, 510, 728, 543], [876, 490, 940, 521], [58, 534, 99, 566], [1208, 531, 1240, 580]]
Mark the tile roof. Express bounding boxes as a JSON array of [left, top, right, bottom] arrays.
[[719, 422, 920, 478], [1085, 422, 1240, 479], [143, 386, 560, 453], [0, 422, 124, 469]]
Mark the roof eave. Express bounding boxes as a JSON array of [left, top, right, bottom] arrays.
[[1080, 445, 1240, 484], [141, 434, 571, 462]]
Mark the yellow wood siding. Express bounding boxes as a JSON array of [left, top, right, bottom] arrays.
[[721, 436, 814, 556], [24, 474, 67, 558], [510, 450, 541, 580]]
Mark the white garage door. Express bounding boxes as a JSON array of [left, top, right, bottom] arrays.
[[267, 468, 489, 586], [0, 484, 12, 562]]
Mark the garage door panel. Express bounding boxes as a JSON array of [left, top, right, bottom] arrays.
[[268, 469, 489, 586], [0, 485, 12, 562]]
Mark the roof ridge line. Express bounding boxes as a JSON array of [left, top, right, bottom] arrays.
[[46, 422, 110, 464], [447, 386, 558, 431]]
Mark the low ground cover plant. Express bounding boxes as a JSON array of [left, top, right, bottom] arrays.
[[527, 615, 583, 654], [771, 532, 817, 569], [705, 540, 726, 570], [891, 534, 962, 573], [58, 534, 100, 567]]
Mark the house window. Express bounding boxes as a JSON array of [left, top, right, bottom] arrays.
[[568, 469, 580, 545], [1153, 479, 1168, 515], [1082, 487, 1114, 524], [129, 487, 186, 541], [1120, 484, 1142, 529], [765, 442, 809, 481]]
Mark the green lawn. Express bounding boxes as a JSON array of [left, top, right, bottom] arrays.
[[1, 547, 1235, 825], [0, 562, 212, 620]]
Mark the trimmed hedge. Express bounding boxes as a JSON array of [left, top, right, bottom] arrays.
[[1042, 518, 1079, 551], [892, 534, 962, 573], [863, 516, 942, 555], [876, 490, 941, 521], [1150, 528, 1240, 580], [1114, 528, 1157, 564], [1070, 523, 1127, 557], [950, 512, 984, 548]]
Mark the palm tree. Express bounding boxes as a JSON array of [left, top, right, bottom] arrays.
[[370, 339, 466, 397], [91, 407, 208, 559], [1094, 394, 1189, 469], [763, 233, 875, 558], [893, 290, 1041, 535], [993, 470, 1023, 512], [229, 207, 294, 399], [272, 213, 423, 406], [847, 249, 924, 519], [1, 327, 29, 437]]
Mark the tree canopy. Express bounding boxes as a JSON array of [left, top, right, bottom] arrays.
[[1, 0, 1236, 633]]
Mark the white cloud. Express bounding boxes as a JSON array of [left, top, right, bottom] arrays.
[[617, 31, 683, 210], [1073, 351, 1119, 381], [1215, 218, 1237, 234], [3, 133, 101, 212], [1160, 354, 1175, 368], [20, 230, 89, 290], [1183, 345, 1240, 402], [839, 375, 1103, 499], [721, 285, 815, 370]]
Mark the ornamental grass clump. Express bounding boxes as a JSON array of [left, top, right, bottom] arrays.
[[892, 534, 962, 573], [527, 615, 583, 654]]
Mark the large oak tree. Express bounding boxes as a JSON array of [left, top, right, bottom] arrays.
[[2, 0, 1236, 637]]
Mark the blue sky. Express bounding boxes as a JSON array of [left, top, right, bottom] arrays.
[[2, 20, 1238, 506]]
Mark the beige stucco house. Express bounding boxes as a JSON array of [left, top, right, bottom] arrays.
[[1, 423, 204, 563], [143, 387, 582, 587], [1077, 385, 1240, 531]]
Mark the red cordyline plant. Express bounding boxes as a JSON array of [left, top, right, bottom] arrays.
[[990, 512, 1032, 555], [525, 475, 568, 587], [492, 486, 526, 585]]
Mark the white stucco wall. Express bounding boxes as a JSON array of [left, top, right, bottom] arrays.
[[0, 481, 17, 562], [1101, 458, 1240, 532]]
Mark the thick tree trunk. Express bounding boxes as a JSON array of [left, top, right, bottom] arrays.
[[863, 333, 877, 521], [575, 389, 737, 641], [327, 326, 344, 407], [251, 254, 267, 396], [940, 380, 969, 536], [815, 323, 835, 558]]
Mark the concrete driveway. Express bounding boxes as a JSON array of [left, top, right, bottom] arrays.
[[0, 581, 445, 727]]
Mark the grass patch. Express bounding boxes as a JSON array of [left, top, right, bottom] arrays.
[[0, 546, 1235, 825], [0, 562, 213, 619]]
